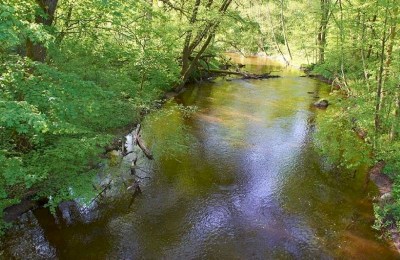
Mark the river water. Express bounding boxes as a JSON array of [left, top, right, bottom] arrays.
[[1, 55, 399, 259]]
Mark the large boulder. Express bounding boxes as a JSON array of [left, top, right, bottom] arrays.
[[314, 99, 329, 108]]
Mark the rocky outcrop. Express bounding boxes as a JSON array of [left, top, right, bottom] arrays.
[[314, 99, 329, 108]]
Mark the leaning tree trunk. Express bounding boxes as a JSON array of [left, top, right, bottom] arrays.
[[387, 6, 398, 140], [374, 5, 389, 141], [26, 0, 58, 62], [179, 0, 201, 89], [266, 2, 289, 65], [280, 0, 292, 60], [176, 0, 233, 92], [317, 0, 330, 64]]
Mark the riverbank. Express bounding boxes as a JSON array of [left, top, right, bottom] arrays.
[[248, 51, 400, 253], [2, 53, 399, 258], [369, 162, 400, 253], [0, 38, 181, 234], [2, 57, 398, 258], [2, 53, 277, 228], [302, 62, 400, 254]]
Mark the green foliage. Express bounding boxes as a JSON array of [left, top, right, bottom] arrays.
[[307, 0, 400, 234], [231, 0, 400, 236], [0, 0, 187, 234], [216, 9, 262, 54], [314, 98, 373, 171], [0, 1, 54, 51], [0, 53, 126, 227], [2, 0, 396, 239]]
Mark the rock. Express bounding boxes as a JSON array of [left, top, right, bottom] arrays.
[[314, 99, 329, 108], [380, 192, 393, 205]]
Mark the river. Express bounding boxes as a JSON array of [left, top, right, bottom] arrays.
[[1, 55, 398, 259]]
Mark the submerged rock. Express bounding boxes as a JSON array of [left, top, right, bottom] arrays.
[[314, 99, 329, 108]]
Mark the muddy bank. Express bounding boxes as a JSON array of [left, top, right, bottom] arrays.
[[369, 161, 400, 253]]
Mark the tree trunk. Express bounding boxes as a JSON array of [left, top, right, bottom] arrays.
[[391, 85, 400, 141], [374, 6, 389, 140], [384, 7, 398, 82], [180, 0, 201, 88], [360, 12, 371, 92], [387, 6, 398, 140], [317, 0, 330, 64], [26, 0, 58, 62], [366, 15, 377, 59], [176, 0, 233, 92], [280, 0, 292, 60], [266, 2, 289, 65]]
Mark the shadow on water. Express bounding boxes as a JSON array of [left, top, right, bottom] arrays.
[[1, 54, 399, 259]]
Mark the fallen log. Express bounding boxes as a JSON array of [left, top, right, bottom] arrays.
[[132, 124, 153, 160], [136, 138, 154, 160], [206, 69, 280, 79]]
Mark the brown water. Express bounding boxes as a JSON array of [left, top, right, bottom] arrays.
[[1, 56, 399, 259]]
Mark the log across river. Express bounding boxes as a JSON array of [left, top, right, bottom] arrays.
[[1, 55, 399, 258]]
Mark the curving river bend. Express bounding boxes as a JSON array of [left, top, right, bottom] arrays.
[[2, 55, 399, 259]]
